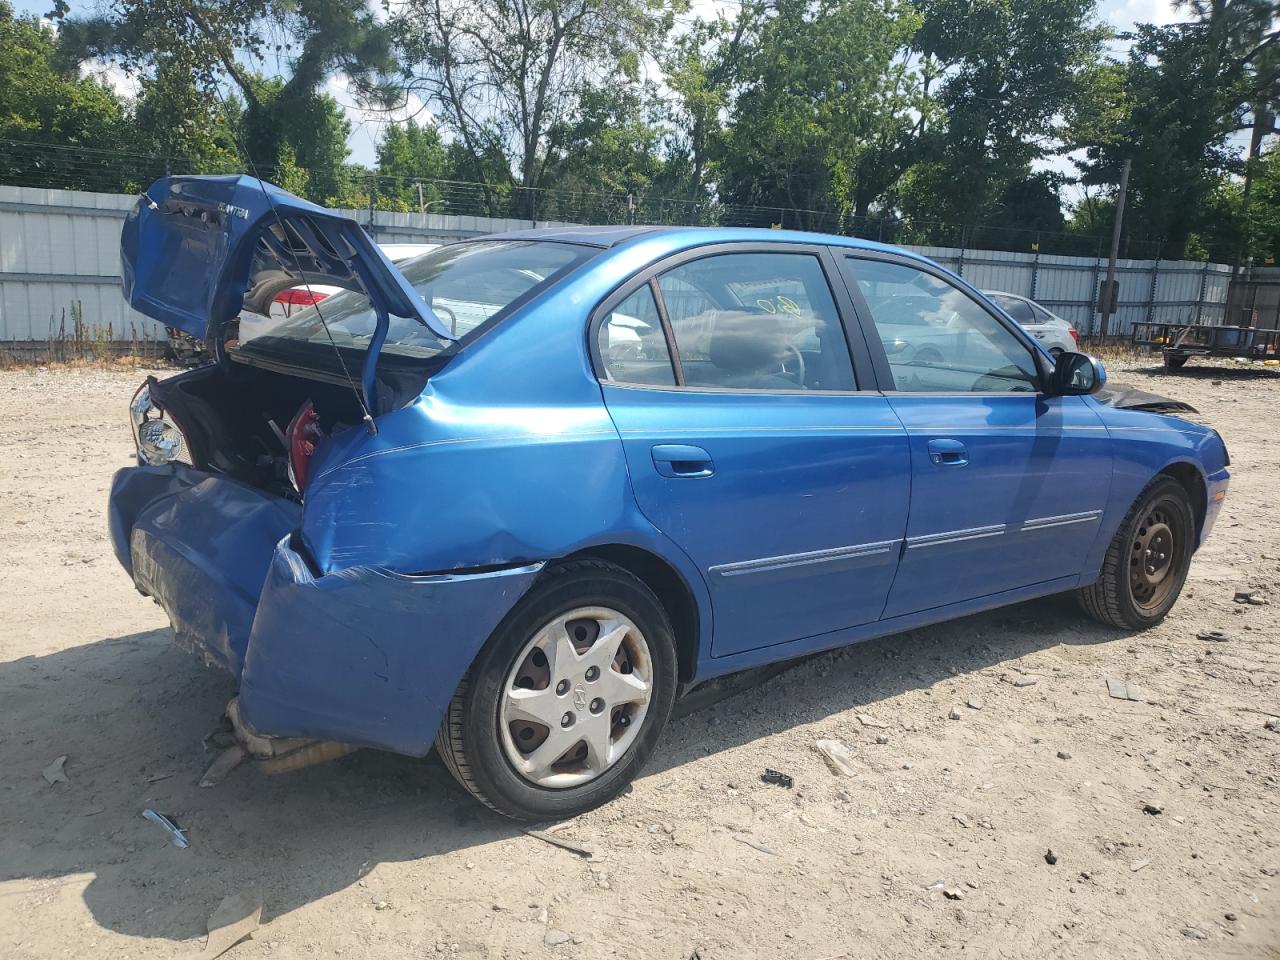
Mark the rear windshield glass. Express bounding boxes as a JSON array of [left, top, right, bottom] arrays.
[[238, 239, 596, 359]]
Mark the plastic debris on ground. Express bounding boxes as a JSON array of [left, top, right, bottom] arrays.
[[813, 739, 857, 777], [201, 889, 263, 958], [1105, 677, 1147, 702], [200, 744, 248, 788], [142, 808, 189, 848], [41, 755, 69, 785], [732, 832, 779, 856], [760, 768, 793, 788]]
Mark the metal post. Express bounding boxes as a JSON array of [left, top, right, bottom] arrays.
[[1098, 158, 1131, 341], [1146, 248, 1161, 329], [1031, 233, 1041, 300], [1195, 262, 1208, 325]]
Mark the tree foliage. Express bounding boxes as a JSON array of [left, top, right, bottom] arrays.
[[1071, 0, 1279, 259], [1, 0, 1275, 260], [390, 0, 679, 192], [0, 1, 130, 188]]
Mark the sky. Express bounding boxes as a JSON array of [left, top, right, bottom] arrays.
[[12, 0, 1187, 172]]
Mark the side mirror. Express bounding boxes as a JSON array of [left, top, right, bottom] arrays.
[[1048, 352, 1106, 396]]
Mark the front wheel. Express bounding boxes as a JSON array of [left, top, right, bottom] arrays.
[[436, 560, 678, 820], [1076, 477, 1196, 629]]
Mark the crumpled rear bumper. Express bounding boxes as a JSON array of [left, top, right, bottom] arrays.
[[109, 465, 543, 756]]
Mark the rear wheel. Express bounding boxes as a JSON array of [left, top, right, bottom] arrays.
[[435, 560, 678, 820], [1077, 477, 1196, 629]]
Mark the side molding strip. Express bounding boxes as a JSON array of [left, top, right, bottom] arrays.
[[906, 524, 1006, 550], [1021, 510, 1102, 532], [709, 539, 901, 578]]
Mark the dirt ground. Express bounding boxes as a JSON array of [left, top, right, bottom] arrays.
[[1, 357, 1278, 960]]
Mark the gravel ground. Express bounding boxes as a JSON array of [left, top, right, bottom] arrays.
[[1, 357, 1278, 960]]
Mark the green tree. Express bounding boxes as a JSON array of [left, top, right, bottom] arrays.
[[391, 0, 680, 198], [1072, 1, 1279, 259], [0, 1, 131, 190], [541, 84, 676, 221], [905, 0, 1106, 237], [375, 120, 449, 209], [130, 60, 239, 174], [56, 0, 393, 198], [715, 0, 922, 231]]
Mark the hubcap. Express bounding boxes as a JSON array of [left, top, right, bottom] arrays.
[[1129, 504, 1179, 610], [500, 607, 653, 788]]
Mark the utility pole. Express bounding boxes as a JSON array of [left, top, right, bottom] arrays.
[[1097, 157, 1131, 341]]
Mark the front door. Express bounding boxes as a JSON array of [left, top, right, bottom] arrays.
[[595, 246, 910, 657], [838, 254, 1113, 618]]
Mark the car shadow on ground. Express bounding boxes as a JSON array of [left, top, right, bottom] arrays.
[[0, 592, 1116, 944], [1126, 362, 1280, 381]]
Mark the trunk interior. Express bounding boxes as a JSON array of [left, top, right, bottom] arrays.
[[150, 359, 371, 500]]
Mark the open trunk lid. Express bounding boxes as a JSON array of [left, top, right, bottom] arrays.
[[121, 175, 453, 343]]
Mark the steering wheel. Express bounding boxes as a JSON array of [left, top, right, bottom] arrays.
[[781, 343, 806, 386]]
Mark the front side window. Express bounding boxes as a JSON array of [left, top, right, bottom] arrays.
[[845, 259, 1041, 393], [656, 253, 856, 391]]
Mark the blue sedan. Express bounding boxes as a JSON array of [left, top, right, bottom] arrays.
[[110, 177, 1229, 819]]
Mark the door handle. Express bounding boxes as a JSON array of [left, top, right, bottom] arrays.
[[927, 438, 968, 466], [651, 444, 714, 478]]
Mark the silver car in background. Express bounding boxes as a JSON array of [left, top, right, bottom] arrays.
[[984, 291, 1079, 356]]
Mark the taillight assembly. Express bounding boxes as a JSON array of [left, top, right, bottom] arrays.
[[1069, 327, 1080, 344], [129, 380, 192, 466], [286, 400, 324, 494], [274, 289, 330, 307]]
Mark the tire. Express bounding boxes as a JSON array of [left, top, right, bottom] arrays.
[[1049, 347, 1064, 359], [1163, 352, 1190, 371], [435, 559, 678, 820], [1076, 476, 1196, 629]]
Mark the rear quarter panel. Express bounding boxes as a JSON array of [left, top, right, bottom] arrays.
[[297, 237, 715, 648]]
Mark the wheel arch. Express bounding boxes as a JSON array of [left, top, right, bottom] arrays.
[[566, 543, 703, 683], [1158, 460, 1208, 542]]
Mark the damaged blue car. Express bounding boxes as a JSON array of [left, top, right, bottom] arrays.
[[109, 175, 1229, 819]]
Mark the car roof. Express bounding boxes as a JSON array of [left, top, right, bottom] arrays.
[[482, 224, 920, 258], [484, 225, 669, 247]]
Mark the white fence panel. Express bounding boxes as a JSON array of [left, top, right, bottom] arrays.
[[0, 186, 1234, 345]]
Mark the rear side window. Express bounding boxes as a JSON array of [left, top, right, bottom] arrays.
[[657, 253, 856, 391], [989, 294, 1035, 324], [598, 286, 676, 386], [1029, 302, 1058, 324]]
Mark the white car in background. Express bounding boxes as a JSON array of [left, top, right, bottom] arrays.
[[984, 290, 1079, 357]]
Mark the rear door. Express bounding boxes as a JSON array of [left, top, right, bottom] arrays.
[[595, 244, 910, 658], [838, 253, 1112, 618]]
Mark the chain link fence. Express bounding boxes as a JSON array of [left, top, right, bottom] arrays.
[[0, 136, 1170, 260]]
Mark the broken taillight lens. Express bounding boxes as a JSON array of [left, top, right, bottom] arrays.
[[274, 289, 330, 306], [286, 401, 324, 494]]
